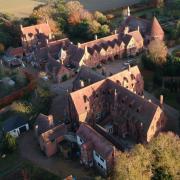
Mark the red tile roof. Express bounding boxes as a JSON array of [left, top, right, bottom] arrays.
[[77, 123, 114, 158], [41, 123, 67, 143], [21, 23, 51, 40], [6, 47, 24, 57], [151, 17, 164, 38]]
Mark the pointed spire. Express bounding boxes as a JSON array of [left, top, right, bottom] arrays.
[[151, 16, 164, 40]]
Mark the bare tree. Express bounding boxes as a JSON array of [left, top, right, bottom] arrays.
[[148, 39, 168, 65]]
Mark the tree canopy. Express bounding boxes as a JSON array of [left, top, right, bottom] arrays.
[[148, 39, 168, 65], [114, 133, 180, 180]]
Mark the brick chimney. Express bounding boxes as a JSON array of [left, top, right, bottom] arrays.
[[128, 64, 131, 71], [48, 115, 54, 126], [160, 95, 163, 108], [84, 46, 88, 54], [137, 25, 140, 32], [124, 26, 129, 34], [77, 42, 81, 48], [20, 24, 23, 30], [80, 80, 84, 88]]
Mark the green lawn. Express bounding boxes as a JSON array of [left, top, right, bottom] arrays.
[[0, 151, 60, 179]]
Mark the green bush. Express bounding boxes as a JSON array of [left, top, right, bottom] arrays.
[[2, 133, 17, 153], [61, 74, 68, 82]]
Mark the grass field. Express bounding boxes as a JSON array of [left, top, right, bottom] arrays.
[[0, 0, 45, 18], [0, 0, 141, 18]]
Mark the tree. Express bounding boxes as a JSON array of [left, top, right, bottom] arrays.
[[153, 0, 164, 8], [2, 133, 17, 153], [65, 1, 83, 15], [15, 71, 27, 87], [113, 133, 180, 180], [114, 144, 153, 180], [11, 101, 33, 116], [148, 39, 168, 65], [0, 43, 5, 54], [89, 20, 101, 35], [98, 24, 110, 37], [94, 11, 107, 24], [148, 132, 180, 180]]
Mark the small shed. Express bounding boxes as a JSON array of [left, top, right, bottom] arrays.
[[2, 116, 29, 138]]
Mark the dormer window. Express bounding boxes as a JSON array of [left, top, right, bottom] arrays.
[[137, 106, 142, 113], [131, 74, 135, 80], [83, 95, 87, 103]]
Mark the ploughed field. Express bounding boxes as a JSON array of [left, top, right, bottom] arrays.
[[0, 0, 141, 18]]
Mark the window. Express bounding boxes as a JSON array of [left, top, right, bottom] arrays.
[[83, 95, 87, 103], [100, 157, 104, 162], [95, 152, 99, 157], [80, 138, 83, 143], [96, 113, 101, 120], [97, 162, 103, 169], [137, 107, 141, 113]]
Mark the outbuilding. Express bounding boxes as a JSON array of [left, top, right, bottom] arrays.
[[2, 116, 29, 138]]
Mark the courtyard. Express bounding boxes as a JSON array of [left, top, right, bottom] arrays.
[[18, 130, 98, 179]]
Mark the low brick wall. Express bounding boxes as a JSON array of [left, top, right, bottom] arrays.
[[0, 72, 36, 109]]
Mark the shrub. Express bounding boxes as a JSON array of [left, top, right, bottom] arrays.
[[61, 74, 68, 82], [2, 133, 17, 153]]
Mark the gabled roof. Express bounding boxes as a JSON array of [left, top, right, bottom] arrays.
[[151, 17, 164, 37], [6, 47, 24, 57], [41, 123, 67, 143], [77, 123, 114, 158], [128, 30, 143, 43], [35, 114, 54, 135], [70, 65, 162, 135], [2, 116, 28, 132], [21, 23, 51, 39], [73, 66, 104, 90], [122, 34, 133, 45], [80, 34, 119, 49], [120, 16, 151, 36]]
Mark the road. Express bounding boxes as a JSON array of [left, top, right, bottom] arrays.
[[168, 45, 180, 55]]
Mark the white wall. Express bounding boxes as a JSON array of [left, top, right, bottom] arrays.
[[77, 135, 84, 146], [8, 124, 29, 138], [93, 150, 107, 170]]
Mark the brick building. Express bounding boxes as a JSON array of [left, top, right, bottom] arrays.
[[70, 76, 165, 141], [20, 22, 52, 49], [77, 123, 115, 175]]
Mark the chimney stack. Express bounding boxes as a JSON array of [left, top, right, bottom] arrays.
[[80, 80, 85, 88], [84, 46, 88, 53], [114, 29, 117, 34], [94, 34, 98, 40], [160, 95, 163, 108], [137, 26, 140, 32], [20, 24, 23, 30], [48, 115, 54, 126], [77, 42, 81, 48], [128, 64, 131, 71], [124, 26, 129, 34]]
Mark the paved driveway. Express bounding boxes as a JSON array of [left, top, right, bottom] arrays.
[[168, 45, 180, 55], [18, 131, 96, 180]]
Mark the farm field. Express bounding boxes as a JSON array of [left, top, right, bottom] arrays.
[[0, 0, 45, 18], [0, 0, 142, 18]]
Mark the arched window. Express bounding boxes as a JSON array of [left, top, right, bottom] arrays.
[[131, 74, 136, 80]]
